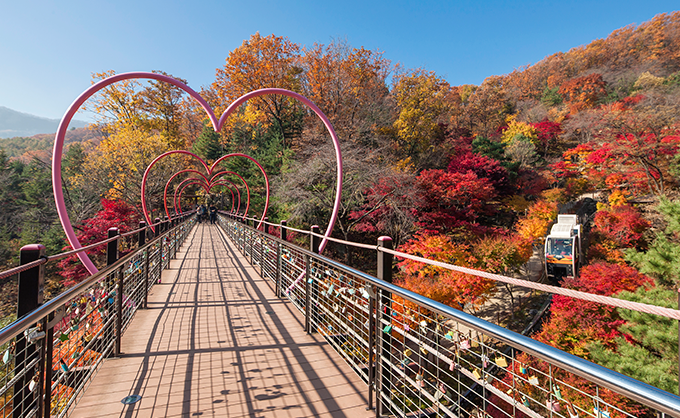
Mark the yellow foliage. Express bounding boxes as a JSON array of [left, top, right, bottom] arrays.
[[516, 216, 551, 245], [84, 125, 177, 203], [608, 189, 629, 207], [634, 71, 664, 90], [392, 69, 451, 157], [540, 188, 568, 204], [501, 116, 538, 145], [503, 195, 531, 212], [394, 157, 416, 173]]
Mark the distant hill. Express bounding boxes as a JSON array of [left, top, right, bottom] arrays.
[[0, 106, 88, 138], [0, 127, 104, 160]]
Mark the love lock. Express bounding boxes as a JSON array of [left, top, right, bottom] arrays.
[[25, 325, 45, 344]]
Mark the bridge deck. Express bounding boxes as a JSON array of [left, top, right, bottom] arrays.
[[71, 223, 372, 418]]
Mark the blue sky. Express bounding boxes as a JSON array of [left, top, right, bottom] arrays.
[[0, 0, 678, 121]]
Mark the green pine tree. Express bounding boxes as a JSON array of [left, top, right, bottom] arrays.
[[588, 285, 678, 393], [192, 123, 223, 164], [589, 197, 680, 394]]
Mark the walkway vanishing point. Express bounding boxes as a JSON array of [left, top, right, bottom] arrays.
[[71, 223, 373, 418]]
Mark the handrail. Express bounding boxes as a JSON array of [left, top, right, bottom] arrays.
[[232, 214, 680, 321], [222, 215, 680, 417], [0, 218, 190, 348], [0, 211, 194, 272]]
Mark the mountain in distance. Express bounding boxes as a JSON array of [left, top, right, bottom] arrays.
[[0, 106, 89, 138]]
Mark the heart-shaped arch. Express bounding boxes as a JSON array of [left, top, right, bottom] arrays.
[[163, 169, 210, 220], [53, 72, 342, 275]]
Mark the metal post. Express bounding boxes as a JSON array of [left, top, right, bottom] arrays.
[[138, 221, 148, 310], [264, 217, 269, 235], [377, 236, 393, 416], [14, 244, 45, 418], [281, 220, 287, 242], [310, 225, 320, 254], [138, 221, 146, 247], [107, 227, 119, 266], [154, 217, 161, 238], [367, 282, 375, 411], [305, 254, 312, 334], [144, 242, 150, 310], [115, 266, 123, 357], [43, 312, 53, 418], [308, 226, 320, 334], [259, 229, 265, 277], [276, 241, 282, 298], [106, 228, 120, 358]]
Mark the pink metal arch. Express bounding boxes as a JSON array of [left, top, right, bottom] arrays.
[[174, 179, 241, 215], [53, 73, 342, 275], [209, 153, 269, 228], [208, 170, 251, 217], [217, 90, 343, 254], [163, 169, 210, 220], [53, 73, 217, 274], [141, 150, 211, 233]]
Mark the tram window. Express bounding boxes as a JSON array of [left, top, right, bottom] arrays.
[[548, 238, 572, 255]]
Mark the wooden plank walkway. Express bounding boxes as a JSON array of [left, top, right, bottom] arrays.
[[71, 223, 373, 418]]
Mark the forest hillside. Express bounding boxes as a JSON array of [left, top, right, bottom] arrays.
[[1, 11, 680, 402]]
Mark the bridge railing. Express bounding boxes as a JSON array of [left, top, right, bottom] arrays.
[[219, 214, 680, 418], [0, 214, 195, 418]]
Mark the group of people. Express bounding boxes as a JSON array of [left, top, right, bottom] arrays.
[[197, 204, 217, 224]]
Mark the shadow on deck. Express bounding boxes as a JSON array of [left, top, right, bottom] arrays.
[[71, 223, 372, 418]]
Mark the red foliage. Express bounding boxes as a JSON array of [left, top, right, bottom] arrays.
[[58, 199, 139, 286], [608, 94, 645, 112], [447, 152, 512, 196], [515, 169, 549, 197], [589, 204, 650, 263], [396, 233, 495, 308], [413, 169, 497, 235], [531, 119, 562, 150], [535, 261, 652, 356], [348, 174, 415, 234]]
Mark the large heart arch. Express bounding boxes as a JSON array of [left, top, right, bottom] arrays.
[[52, 72, 343, 275]]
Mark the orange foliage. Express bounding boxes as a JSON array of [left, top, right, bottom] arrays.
[[396, 233, 495, 310], [558, 73, 607, 113]]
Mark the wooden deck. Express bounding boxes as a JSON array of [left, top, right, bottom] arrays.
[[71, 223, 373, 418]]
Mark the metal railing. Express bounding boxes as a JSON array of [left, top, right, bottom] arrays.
[[0, 215, 195, 418], [218, 214, 680, 418]]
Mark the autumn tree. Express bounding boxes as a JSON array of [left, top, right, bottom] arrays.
[[302, 40, 392, 145], [396, 233, 495, 310], [211, 33, 304, 145], [86, 70, 189, 147], [589, 204, 650, 264], [348, 172, 418, 248], [413, 169, 497, 236], [447, 151, 512, 196], [472, 233, 532, 309], [599, 93, 680, 195], [458, 75, 511, 138], [139, 70, 190, 148], [57, 199, 138, 286], [558, 73, 607, 113], [389, 69, 452, 168], [83, 125, 179, 215]]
